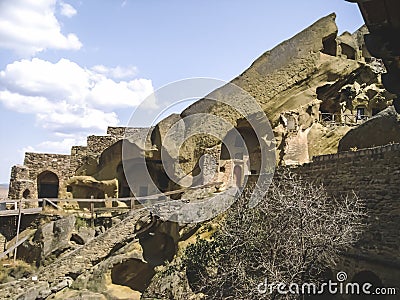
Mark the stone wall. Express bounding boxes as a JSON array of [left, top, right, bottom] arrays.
[[86, 135, 118, 157], [69, 146, 88, 174], [292, 143, 400, 289], [7, 127, 134, 200], [22, 153, 72, 199], [107, 126, 127, 139], [8, 165, 34, 199]]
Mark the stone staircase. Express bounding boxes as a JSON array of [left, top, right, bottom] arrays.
[[40, 209, 150, 283]]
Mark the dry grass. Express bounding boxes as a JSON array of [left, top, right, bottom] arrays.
[[0, 259, 36, 283]]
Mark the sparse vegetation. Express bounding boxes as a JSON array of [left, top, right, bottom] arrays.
[[184, 170, 365, 299], [75, 217, 88, 230], [0, 260, 35, 284]]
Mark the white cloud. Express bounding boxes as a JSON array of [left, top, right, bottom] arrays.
[[91, 65, 138, 79], [86, 77, 154, 108], [59, 2, 77, 18], [0, 0, 82, 55], [22, 136, 87, 155], [0, 58, 154, 136], [0, 90, 119, 133]]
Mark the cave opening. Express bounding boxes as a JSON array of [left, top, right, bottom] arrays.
[[350, 270, 386, 300], [321, 33, 337, 56]]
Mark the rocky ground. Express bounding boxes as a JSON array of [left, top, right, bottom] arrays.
[[0, 205, 210, 299]]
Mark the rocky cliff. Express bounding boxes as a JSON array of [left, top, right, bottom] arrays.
[[168, 13, 393, 176]]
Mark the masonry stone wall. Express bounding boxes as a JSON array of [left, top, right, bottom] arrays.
[[107, 126, 127, 139], [292, 143, 400, 289], [6, 127, 143, 200], [69, 146, 88, 173], [21, 153, 72, 199], [86, 135, 118, 157], [8, 165, 34, 199]]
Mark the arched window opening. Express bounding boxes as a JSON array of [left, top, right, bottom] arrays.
[[22, 189, 31, 199]]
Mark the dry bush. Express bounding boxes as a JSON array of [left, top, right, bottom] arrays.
[[184, 170, 365, 299]]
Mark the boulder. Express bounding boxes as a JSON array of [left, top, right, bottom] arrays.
[[17, 215, 75, 266], [338, 106, 400, 151]]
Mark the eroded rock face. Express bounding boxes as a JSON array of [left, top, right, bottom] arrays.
[[338, 106, 400, 151], [173, 14, 392, 170], [49, 289, 107, 300], [17, 215, 76, 266], [142, 260, 200, 300], [62, 218, 180, 299], [66, 176, 118, 202], [139, 220, 179, 266]]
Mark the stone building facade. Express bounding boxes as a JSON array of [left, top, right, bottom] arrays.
[[7, 127, 140, 200]]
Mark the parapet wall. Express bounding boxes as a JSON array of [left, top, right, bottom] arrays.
[[24, 152, 72, 181], [292, 143, 400, 286], [312, 142, 400, 163], [107, 126, 127, 139], [70, 146, 88, 171], [86, 135, 118, 156]]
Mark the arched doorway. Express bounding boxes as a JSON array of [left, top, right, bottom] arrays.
[[117, 163, 131, 198], [351, 271, 386, 300], [37, 171, 59, 199], [233, 165, 242, 187]]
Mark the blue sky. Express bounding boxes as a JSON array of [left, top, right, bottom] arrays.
[[0, 0, 364, 184]]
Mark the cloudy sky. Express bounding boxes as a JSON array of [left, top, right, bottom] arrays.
[[0, 0, 363, 183]]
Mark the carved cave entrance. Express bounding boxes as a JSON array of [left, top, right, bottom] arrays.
[[220, 120, 262, 183], [117, 163, 131, 198], [37, 171, 59, 199], [350, 271, 386, 300]]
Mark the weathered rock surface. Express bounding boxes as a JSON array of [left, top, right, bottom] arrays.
[[71, 227, 96, 245], [174, 14, 392, 170], [142, 258, 203, 300], [0, 209, 184, 300], [16, 215, 76, 266], [71, 218, 179, 297], [338, 106, 400, 151], [66, 176, 118, 201], [49, 288, 107, 300]]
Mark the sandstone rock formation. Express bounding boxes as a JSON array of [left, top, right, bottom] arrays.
[[0, 210, 183, 299], [338, 106, 400, 151], [7, 13, 394, 202], [15, 215, 76, 266], [3, 11, 399, 299], [176, 13, 392, 173]]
